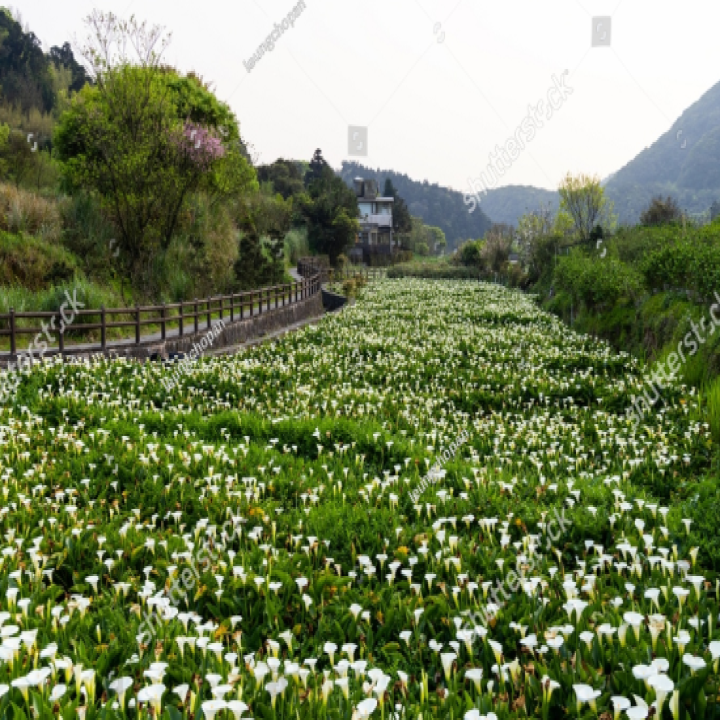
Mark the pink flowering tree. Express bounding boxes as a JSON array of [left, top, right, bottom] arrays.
[[178, 121, 226, 170]]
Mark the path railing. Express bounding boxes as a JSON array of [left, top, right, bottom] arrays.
[[296, 259, 385, 283], [0, 274, 322, 360], [326, 268, 386, 282]]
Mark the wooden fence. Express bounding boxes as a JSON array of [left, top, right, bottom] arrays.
[[326, 268, 386, 282], [0, 274, 322, 359], [296, 259, 385, 283]]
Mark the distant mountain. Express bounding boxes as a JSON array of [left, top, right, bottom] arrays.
[[604, 79, 720, 223], [460, 80, 720, 227], [478, 185, 559, 227], [338, 162, 492, 249]]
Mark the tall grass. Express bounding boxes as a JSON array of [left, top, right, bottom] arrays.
[[702, 376, 720, 444], [284, 227, 309, 266], [0, 230, 78, 289], [0, 183, 62, 242]]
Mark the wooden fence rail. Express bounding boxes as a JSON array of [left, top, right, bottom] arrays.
[[296, 261, 386, 283], [0, 274, 322, 359]]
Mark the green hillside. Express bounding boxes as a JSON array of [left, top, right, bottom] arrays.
[[603, 80, 720, 222], [479, 184, 558, 226]]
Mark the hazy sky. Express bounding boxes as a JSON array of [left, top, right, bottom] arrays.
[[21, 0, 720, 195]]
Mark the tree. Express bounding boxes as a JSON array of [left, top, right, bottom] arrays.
[[711, 200, 720, 222], [257, 159, 304, 200], [300, 149, 358, 265], [558, 172, 615, 242], [0, 9, 55, 112], [405, 217, 429, 255], [54, 12, 256, 294], [383, 178, 412, 234], [481, 232, 511, 273], [304, 148, 328, 187], [427, 225, 446, 255], [516, 206, 552, 264], [48, 42, 91, 93], [639, 195, 682, 226], [233, 189, 291, 290], [456, 239, 484, 268]]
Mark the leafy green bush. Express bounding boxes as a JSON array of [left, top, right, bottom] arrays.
[[554, 252, 644, 310], [454, 239, 483, 267], [284, 227, 309, 265], [642, 231, 720, 301]]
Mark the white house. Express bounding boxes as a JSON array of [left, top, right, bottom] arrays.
[[350, 178, 394, 263]]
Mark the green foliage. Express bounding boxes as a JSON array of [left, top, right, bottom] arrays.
[[702, 376, 720, 445], [641, 230, 720, 301], [257, 158, 305, 200], [639, 194, 683, 226], [233, 189, 291, 290], [456, 239, 484, 268], [558, 172, 616, 241], [382, 177, 412, 234], [164, 192, 238, 298], [54, 64, 255, 295], [59, 190, 117, 280], [284, 227, 309, 265], [301, 150, 358, 265], [0, 10, 88, 117], [400, 216, 446, 256], [554, 252, 644, 310]]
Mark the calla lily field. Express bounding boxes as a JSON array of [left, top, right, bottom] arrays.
[[0, 279, 718, 720]]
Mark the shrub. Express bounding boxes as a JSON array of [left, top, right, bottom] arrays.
[[554, 252, 644, 310], [641, 234, 720, 301], [284, 227, 309, 265], [505, 261, 526, 288], [639, 195, 682, 226], [455, 240, 483, 268]]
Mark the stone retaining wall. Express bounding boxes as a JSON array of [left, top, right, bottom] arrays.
[[164, 292, 323, 357], [0, 292, 323, 368], [321, 287, 349, 312]]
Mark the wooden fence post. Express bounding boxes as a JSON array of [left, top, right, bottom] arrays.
[[101, 306, 107, 350], [9, 309, 15, 357], [58, 312, 64, 355], [160, 304, 166, 341], [135, 306, 141, 345], [194, 299, 199, 334], [179, 301, 184, 337]]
